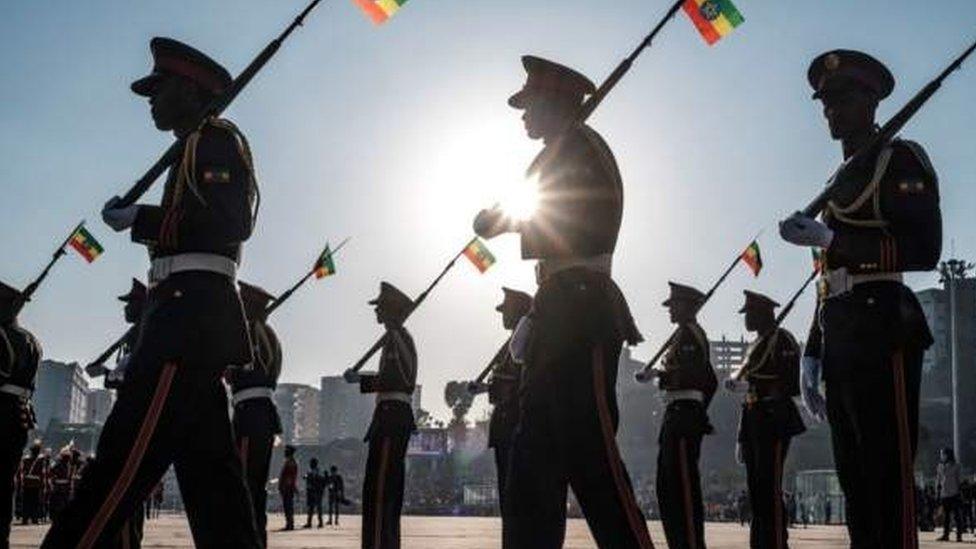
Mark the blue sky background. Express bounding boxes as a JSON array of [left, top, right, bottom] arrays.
[[2, 0, 974, 420]]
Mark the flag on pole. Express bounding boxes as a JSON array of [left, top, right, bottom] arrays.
[[353, 0, 410, 25], [462, 238, 496, 274], [682, 0, 744, 45], [68, 226, 103, 263], [740, 240, 763, 276], [812, 249, 824, 274], [314, 245, 337, 279]]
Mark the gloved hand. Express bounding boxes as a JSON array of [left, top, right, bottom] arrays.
[[342, 368, 361, 384], [473, 205, 513, 239], [800, 356, 828, 422], [102, 196, 139, 232], [779, 211, 834, 248], [84, 363, 110, 378], [724, 378, 747, 393], [19, 400, 36, 430], [467, 381, 489, 395], [735, 442, 744, 466], [634, 367, 660, 384]]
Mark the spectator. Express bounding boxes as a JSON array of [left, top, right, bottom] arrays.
[[938, 447, 965, 542], [303, 458, 325, 529], [278, 445, 298, 531]]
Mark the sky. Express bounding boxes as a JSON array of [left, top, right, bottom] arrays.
[[1, 0, 974, 422]]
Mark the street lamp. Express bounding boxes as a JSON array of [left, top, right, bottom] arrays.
[[938, 259, 974, 464]]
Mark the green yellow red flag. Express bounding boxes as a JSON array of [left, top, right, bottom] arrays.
[[314, 245, 337, 279], [682, 0, 744, 45], [353, 0, 409, 25], [740, 240, 762, 276], [68, 226, 103, 263], [462, 237, 496, 274]]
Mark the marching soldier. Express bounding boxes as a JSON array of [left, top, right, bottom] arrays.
[[779, 50, 941, 548], [473, 56, 652, 549], [18, 442, 47, 526], [469, 287, 532, 542], [726, 291, 806, 549], [47, 450, 73, 521], [230, 281, 284, 545], [654, 282, 717, 549], [43, 37, 261, 548], [104, 279, 147, 389], [0, 282, 41, 546], [343, 281, 418, 549], [326, 465, 345, 526]]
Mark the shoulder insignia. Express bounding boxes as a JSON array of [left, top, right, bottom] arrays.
[[202, 168, 231, 184]]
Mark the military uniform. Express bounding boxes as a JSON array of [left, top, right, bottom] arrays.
[[355, 282, 417, 549], [655, 283, 717, 549], [104, 279, 147, 390], [489, 56, 652, 549], [734, 291, 806, 549], [0, 282, 41, 547], [47, 454, 73, 521], [43, 38, 261, 548], [230, 281, 284, 545], [799, 50, 941, 549], [18, 446, 47, 526]]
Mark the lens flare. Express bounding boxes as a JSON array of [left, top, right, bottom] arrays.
[[499, 176, 540, 222]]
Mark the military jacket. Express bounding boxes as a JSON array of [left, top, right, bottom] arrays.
[[0, 322, 42, 390], [360, 327, 417, 396], [740, 328, 801, 399], [228, 320, 282, 392], [659, 321, 717, 406], [50, 460, 72, 493], [487, 346, 521, 449], [520, 124, 623, 260], [132, 119, 256, 262], [19, 455, 46, 488]]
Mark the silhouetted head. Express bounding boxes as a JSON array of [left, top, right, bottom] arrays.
[[0, 281, 24, 325], [495, 287, 532, 330], [941, 447, 956, 464], [131, 38, 231, 134], [309, 457, 319, 469], [739, 290, 779, 333], [284, 445, 296, 459], [369, 282, 412, 327], [118, 278, 147, 324], [662, 282, 704, 325], [509, 56, 595, 142], [808, 50, 892, 141]]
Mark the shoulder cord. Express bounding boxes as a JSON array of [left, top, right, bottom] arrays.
[[0, 327, 14, 378], [825, 146, 893, 228]]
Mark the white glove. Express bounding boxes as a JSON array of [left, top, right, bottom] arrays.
[[634, 367, 659, 384], [102, 196, 139, 232], [724, 378, 747, 393], [735, 443, 744, 466], [342, 369, 361, 384], [473, 206, 512, 239], [779, 211, 834, 248], [800, 356, 827, 422]]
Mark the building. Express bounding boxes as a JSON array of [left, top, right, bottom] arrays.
[[85, 389, 115, 425], [710, 335, 749, 375], [33, 360, 88, 430], [274, 383, 320, 445], [916, 279, 976, 470], [318, 375, 374, 444]]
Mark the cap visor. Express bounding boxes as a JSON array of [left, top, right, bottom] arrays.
[[131, 74, 163, 96]]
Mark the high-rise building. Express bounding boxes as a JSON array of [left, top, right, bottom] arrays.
[[318, 375, 374, 444], [33, 360, 88, 430], [710, 335, 749, 374], [274, 383, 320, 445], [86, 389, 115, 425]]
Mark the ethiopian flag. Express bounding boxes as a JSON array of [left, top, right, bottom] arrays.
[[353, 0, 409, 25], [812, 249, 825, 274], [740, 240, 762, 276], [682, 0, 744, 45], [68, 226, 103, 263], [314, 245, 337, 279], [462, 237, 496, 274]]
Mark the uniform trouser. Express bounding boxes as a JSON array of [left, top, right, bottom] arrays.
[[280, 490, 296, 529], [506, 344, 653, 549], [327, 494, 340, 524], [306, 494, 323, 526], [236, 431, 274, 544], [744, 433, 791, 549], [47, 490, 69, 522], [941, 496, 964, 539], [112, 506, 145, 549], [657, 429, 705, 549], [493, 442, 512, 545], [825, 348, 922, 549], [362, 433, 409, 549], [21, 487, 41, 524], [41, 358, 261, 549], [0, 415, 27, 549]]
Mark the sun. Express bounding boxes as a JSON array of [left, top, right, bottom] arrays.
[[498, 175, 540, 222]]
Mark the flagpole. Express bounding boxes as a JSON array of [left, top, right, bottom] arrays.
[[21, 219, 85, 302], [636, 230, 762, 382], [264, 237, 350, 317], [347, 237, 476, 374]]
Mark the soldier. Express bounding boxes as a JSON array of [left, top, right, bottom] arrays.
[[47, 450, 73, 521], [18, 442, 47, 526], [278, 445, 299, 531], [779, 49, 941, 548], [0, 281, 41, 546], [303, 458, 325, 529], [469, 287, 532, 541], [43, 37, 261, 548], [473, 56, 652, 548], [230, 281, 284, 544], [654, 282, 717, 549], [326, 465, 345, 526], [103, 279, 147, 389], [343, 281, 418, 549], [726, 290, 806, 549]]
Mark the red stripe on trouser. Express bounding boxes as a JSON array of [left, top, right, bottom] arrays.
[[891, 352, 917, 549], [78, 362, 177, 549], [372, 438, 391, 549], [590, 346, 655, 549], [678, 439, 697, 549], [773, 440, 784, 549], [238, 437, 250, 473]]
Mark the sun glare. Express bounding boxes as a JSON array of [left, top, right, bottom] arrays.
[[499, 175, 540, 222]]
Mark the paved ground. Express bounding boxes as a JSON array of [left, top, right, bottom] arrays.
[[10, 514, 976, 547]]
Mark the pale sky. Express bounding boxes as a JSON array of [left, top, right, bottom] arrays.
[[2, 0, 974, 421]]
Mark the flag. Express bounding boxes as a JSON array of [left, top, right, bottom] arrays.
[[68, 226, 103, 263], [314, 245, 337, 279], [353, 0, 409, 25], [812, 249, 824, 274], [462, 238, 496, 274], [740, 240, 763, 276], [682, 0, 744, 45]]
